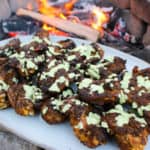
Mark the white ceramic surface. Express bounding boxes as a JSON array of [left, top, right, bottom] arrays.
[[0, 36, 149, 150]]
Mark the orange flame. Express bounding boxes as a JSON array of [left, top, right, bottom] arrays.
[[37, 0, 109, 37], [92, 7, 109, 31], [38, 0, 62, 17], [64, 0, 78, 10], [43, 24, 69, 36]]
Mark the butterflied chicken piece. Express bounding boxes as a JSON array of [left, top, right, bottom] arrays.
[[8, 51, 43, 78], [21, 39, 48, 54], [45, 44, 66, 58], [133, 67, 150, 77], [21, 34, 51, 53], [39, 59, 80, 94], [0, 64, 18, 109], [102, 105, 149, 150], [4, 38, 21, 50], [115, 67, 150, 129], [69, 99, 107, 148], [41, 89, 74, 124], [35, 29, 49, 39], [44, 38, 76, 62], [115, 67, 150, 105], [7, 36, 50, 78], [19, 30, 51, 53], [0, 64, 18, 85], [0, 39, 21, 58], [0, 81, 9, 109], [34, 29, 73, 50], [0, 58, 8, 68], [131, 94, 150, 131], [125, 67, 150, 129], [31, 30, 70, 56], [39, 60, 70, 94], [58, 39, 76, 49], [41, 98, 67, 124], [78, 75, 121, 106], [85, 56, 126, 80], [65, 43, 104, 69], [8, 84, 43, 116]]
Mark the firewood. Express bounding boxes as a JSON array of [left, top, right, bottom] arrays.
[[17, 8, 100, 42]]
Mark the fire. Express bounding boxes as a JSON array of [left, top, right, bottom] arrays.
[[37, 0, 109, 36], [64, 0, 78, 10], [38, 0, 76, 18], [43, 24, 69, 36], [38, 0, 75, 36], [38, 0, 62, 17], [92, 7, 109, 31], [91, 7, 109, 36]]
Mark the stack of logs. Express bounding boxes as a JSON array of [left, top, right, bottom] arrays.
[[106, 0, 150, 48]]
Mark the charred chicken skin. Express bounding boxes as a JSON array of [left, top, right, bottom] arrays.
[[102, 105, 149, 150], [8, 84, 43, 116], [0, 63, 18, 109], [85, 56, 126, 80], [78, 75, 121, 106], [69, 100, 107, 148]]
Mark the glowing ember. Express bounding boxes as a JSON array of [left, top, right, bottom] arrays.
[[37, 0, 109, 36]]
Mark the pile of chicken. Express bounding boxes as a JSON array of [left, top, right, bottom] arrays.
[[0, 30, 150, 150]]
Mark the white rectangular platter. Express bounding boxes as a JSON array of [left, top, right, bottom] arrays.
[[0, 35, 149, 150]]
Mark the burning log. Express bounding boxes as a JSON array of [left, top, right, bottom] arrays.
[[16, 8, 100, 42]]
